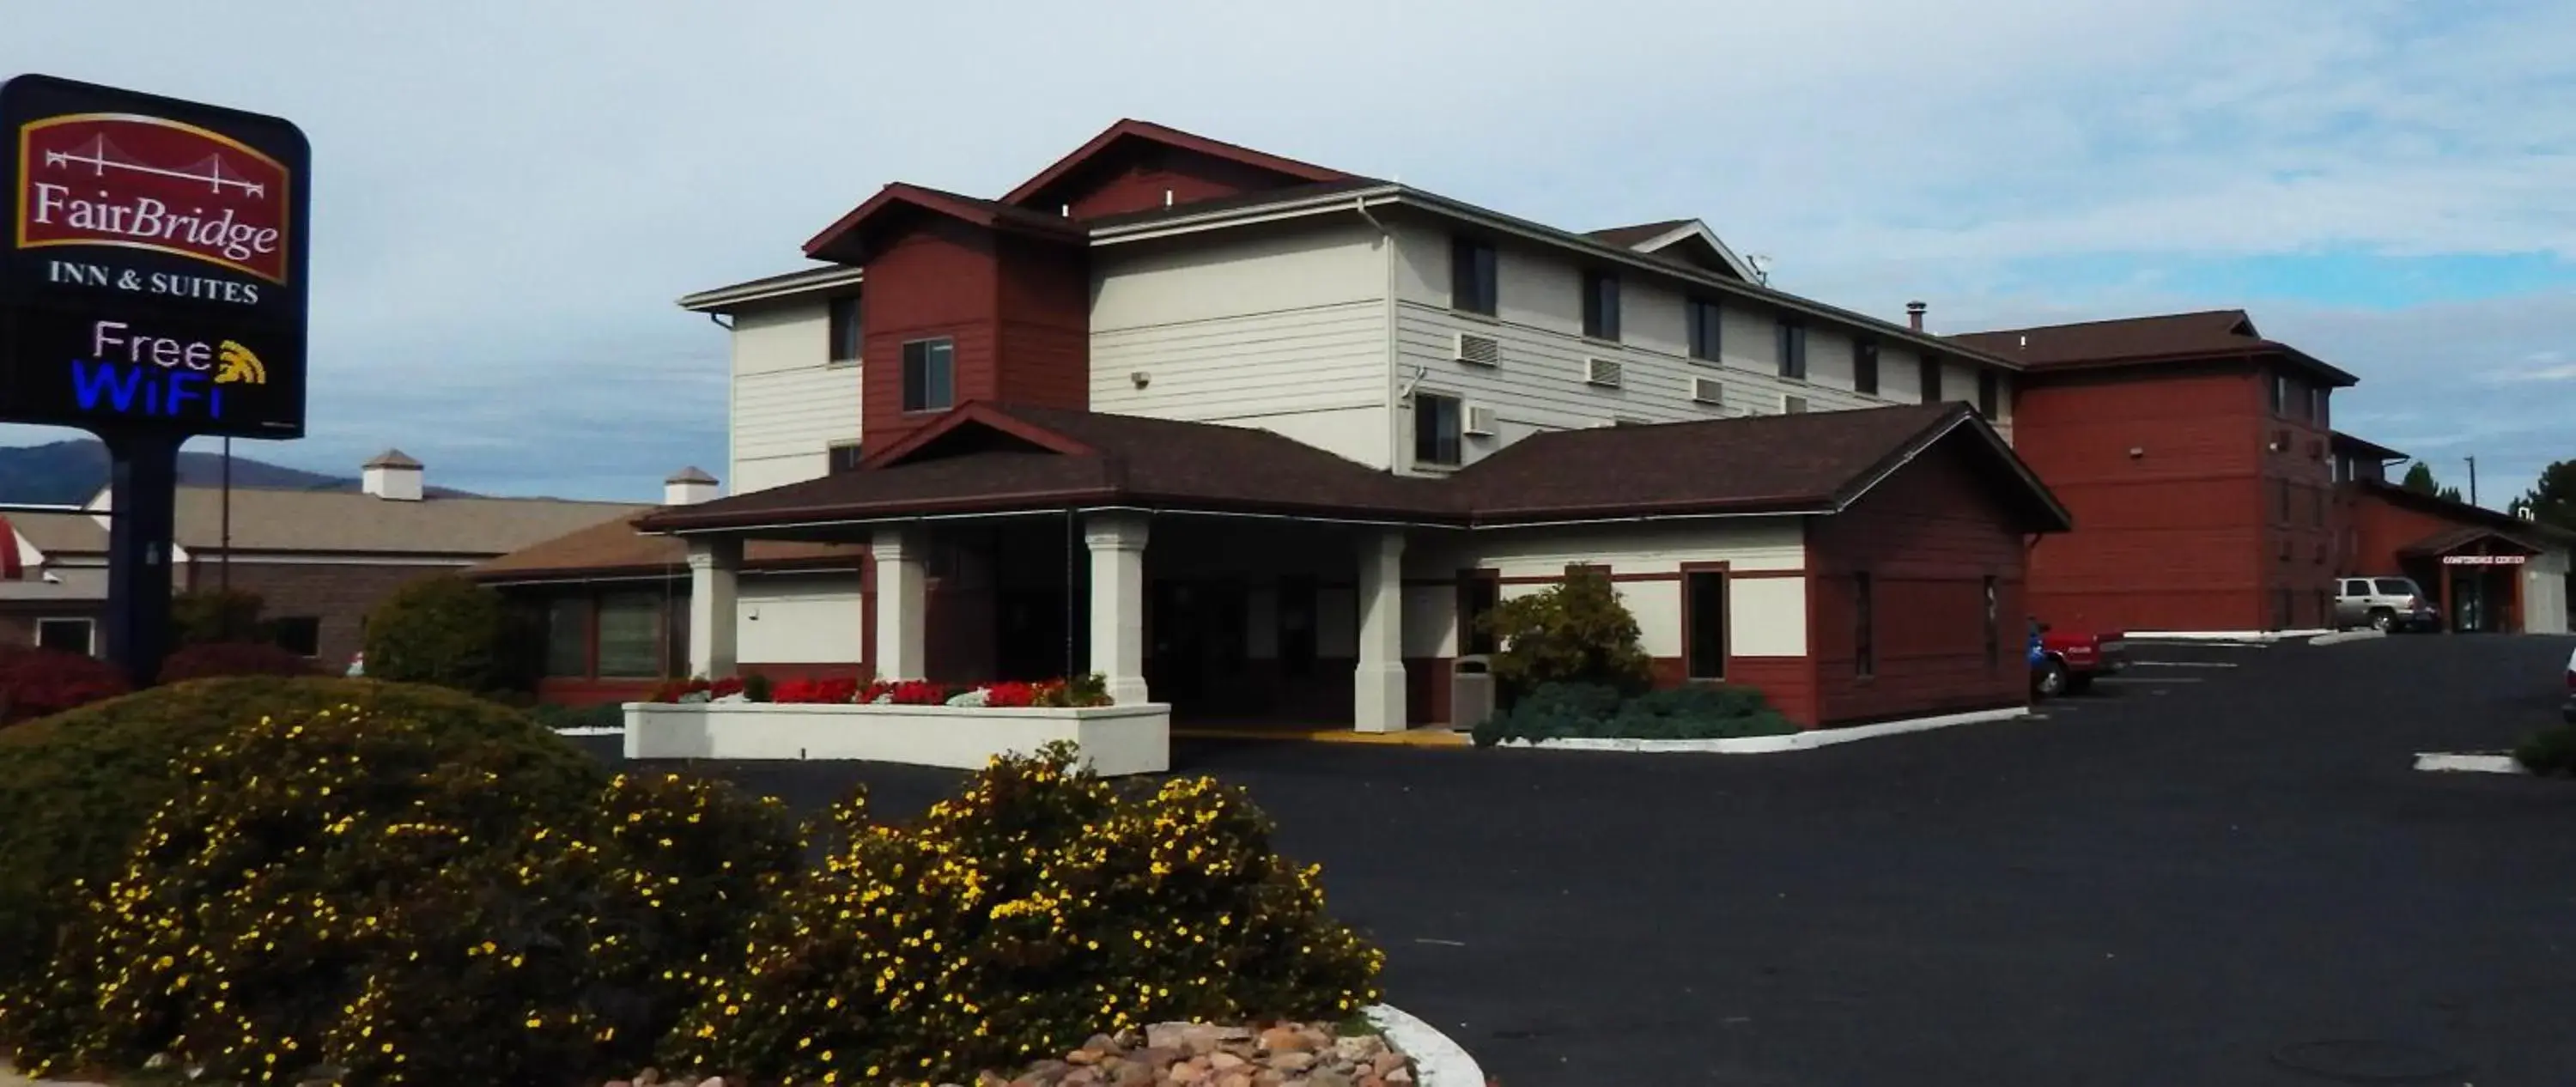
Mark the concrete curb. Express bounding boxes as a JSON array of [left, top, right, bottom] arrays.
[[1365, 1003, 1487, 1087], [1500, 706, 2031, 755], [2309, 629, 2388, 647], [2414, 751, 2526, 774], [551, 726, 624, 737]]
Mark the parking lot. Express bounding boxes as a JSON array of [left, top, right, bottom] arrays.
[[593, 632, 2576, 1087]]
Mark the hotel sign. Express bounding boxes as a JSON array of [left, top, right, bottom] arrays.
[[2441, 554, 2526, 566], [0, 74, 310, 440]]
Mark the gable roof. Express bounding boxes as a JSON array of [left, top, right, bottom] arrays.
[[804, 182, 1084, 264], [2349, 479, 2576, 546], [2331, 431, 2410, 464], [1585, 219, 1755, 281], [999, 118, 1352, 211], [1453, 403, 2070, 529], [622, 402, 2067, 540], [471, 512, 866, 583], [1949, 310, 2360, 386], [166, 488, 648, 556], [2397, 524, 2547, 560]]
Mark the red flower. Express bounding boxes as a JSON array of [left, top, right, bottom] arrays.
[[983, 681, 1038, 708], [709, 676, 746, 699]]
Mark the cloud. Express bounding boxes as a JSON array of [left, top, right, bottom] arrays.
[[1, 0, 2570, 503]]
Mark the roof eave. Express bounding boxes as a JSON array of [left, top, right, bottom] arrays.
[[677, 266, 866, 313]]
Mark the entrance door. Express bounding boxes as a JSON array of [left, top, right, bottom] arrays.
[[1148, 579, 1249, 718], [2447, 568, 2488, 633], [994, 588, 1072, 682]]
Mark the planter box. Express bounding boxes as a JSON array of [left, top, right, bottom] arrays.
[[623, 701, 1171, 776]]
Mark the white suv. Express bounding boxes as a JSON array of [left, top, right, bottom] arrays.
[[2334, 576, 2441, 633]]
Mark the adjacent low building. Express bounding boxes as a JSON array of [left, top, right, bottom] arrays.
[[2330, 432, 2573, 634]]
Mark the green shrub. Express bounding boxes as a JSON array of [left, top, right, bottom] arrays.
[[531, 701, 627, 732], [1473, 681, 1796, 747], [0, 701, 801, 1086], [740, 671, 775, 703], [0, 677, 594, 997], [1480, 568, 1652, 698], [362, 573, 509, 693], [170, 587, 267, 646], [2514, 725, 2576, 776], [655, 744, 1384, 1086]]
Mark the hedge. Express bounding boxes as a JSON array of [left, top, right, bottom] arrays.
[[1473, 681, 1799, 746]]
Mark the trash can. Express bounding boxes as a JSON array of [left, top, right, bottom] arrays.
[[1449, 655, 1495, 730]]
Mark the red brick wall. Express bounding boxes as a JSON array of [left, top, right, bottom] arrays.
[[2012, 361, 2338, 633], [1807, 436, 2032, 726]]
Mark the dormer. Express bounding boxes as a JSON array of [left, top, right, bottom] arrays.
[[1585, 218, 1758, 282], [999, 118, 1356, 221]]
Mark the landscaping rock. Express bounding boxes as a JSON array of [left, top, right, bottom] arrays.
[[968, 1021, 1418, 1087]]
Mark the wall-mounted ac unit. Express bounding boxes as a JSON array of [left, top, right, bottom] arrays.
[[1455, 331, 1501, 367], [1463, 403, 1498, 436], [1691, 376, 1724, 405], [1584, 357, 1623, 387], [1783, 394, 1810, 414]]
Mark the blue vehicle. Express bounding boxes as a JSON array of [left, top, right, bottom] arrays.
[[2027, 619, 2062, 699]]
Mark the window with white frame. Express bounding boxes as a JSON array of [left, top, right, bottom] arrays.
[[34, 617, 94, 656], [1413, 392, 1463, 467], [827, 295, 863, 365]]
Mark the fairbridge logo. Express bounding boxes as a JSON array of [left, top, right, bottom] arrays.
[[15, 112, 291, 284]]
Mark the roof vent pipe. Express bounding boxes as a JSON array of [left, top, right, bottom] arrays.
[[1905, 301, 1927, 331]]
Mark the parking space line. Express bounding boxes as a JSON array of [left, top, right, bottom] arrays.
[[2125, 661, 2239, 669], [2097, 676, 2202, 683]]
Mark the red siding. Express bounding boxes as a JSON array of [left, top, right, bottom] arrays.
[[858, 220, 1090, 456], [1652, 655, 1820, 729], [993, 234, 1092, 410], [2012, 361, 2339, 633], [1807, 436, 2031, 726], [1052, 149, 1315, 220]]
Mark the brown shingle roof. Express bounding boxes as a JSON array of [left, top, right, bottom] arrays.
[[623, 401, 2066, 538], [5, 510, 107, 554], [1452, 402, 2068, 527], [2397, 525, 2545, 560], [166, 487, 648, 556], [470, 512, 866, 582], [1584, 220, 1697, 248], [1948, 309, 2360, 386]]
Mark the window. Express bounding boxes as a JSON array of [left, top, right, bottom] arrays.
[[1776, 321, 1807, 380], [2277, 478, 2291, 523], [2285, 376, 2309, 421], [2311, 386, 2329, 427], [828, 441, 865, 474], [543, 598, 588, 678], [1853, 342, 1880, 395], [1977, 370, 2000, 418], [1919, 356, 1943, 403], [2373, 578, 2420, 598], [1450, 236, 1498, 316], [2269, 373, 2287, 416], [1982, 576, 2001, 670], [1413, 392, 1463, 467], [2311, 485, 2324, 527], [268, 616, 320, 657], [1854, 573, 1875, 678], [826, 295, 863, 364], [1459, 571, 1501, 657], [1686, 298, 1723, 361], [596, 592, 664, 678], [900, 337, 954, 413], [1684, 567, 1728, 681], [1581, 271, 1620, 340], [34, 617, 93, 656]]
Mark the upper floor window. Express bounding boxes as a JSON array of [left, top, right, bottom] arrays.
[[2310, 386, 2328, 427], [1451, 236, 1498, 317], [1919, 355, 1944, 403], [2269, 372, 2288, 416], [901, 337, 954, 413], [1853, 342, 1880, 396], [1776, 321, 1807, 380], [1413, 392, 1463, 467], [1977, 370, 2001, 418], [828, 440, 865, 474], [1686, 298, 1723, 362], [1581, 270, 1620, 341], [827, 295, 863, 365]]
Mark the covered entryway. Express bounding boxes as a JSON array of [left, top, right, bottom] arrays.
[[2398, 527, 2540, 634]]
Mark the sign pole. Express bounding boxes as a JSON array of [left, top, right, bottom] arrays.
[[100, 428, 180, 686]]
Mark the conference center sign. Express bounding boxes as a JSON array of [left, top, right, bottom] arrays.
[[0, 73, 311, 440]]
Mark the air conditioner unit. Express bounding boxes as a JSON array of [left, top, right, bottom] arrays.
[[1455, 331, 1501, 367], [1584, 357, 1623, 387], [1463, 403, 1498, 436], [1783, 394, 1810, 414], [1691, 376, 1725, 405]]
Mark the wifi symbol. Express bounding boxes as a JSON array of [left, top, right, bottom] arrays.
[[216, 341, 267, 386]]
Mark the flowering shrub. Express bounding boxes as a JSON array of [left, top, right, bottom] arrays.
[[757, 673, 1115, 709], [771, 676, 861, 704], [0, 677, 598, 1000], [654, 743, 1385, 1085], [0, 701, 801, 1086], [0, 645, 129, 726], [155, 641, 323, 682]]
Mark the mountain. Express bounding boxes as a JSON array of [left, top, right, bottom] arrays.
[[0, 439, 475, 505]]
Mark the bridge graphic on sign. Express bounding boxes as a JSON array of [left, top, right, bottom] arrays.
[[40, 133, 268, 198]]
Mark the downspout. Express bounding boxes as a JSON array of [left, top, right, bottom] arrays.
[[1356, 195, 1400, 473]]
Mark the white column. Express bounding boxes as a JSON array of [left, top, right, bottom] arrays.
[[685, 537, 740, 679], [1354, 530, 1407, 732], [872, 526, 927, 681], [1084, 513, 1151, 706]]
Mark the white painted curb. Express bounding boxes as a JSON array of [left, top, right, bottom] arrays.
[[2308, 629, 2387, 647], [1500, 706, 2031, 755], [2125, 629, 2325, 644], [1365, 1003, 1486, 1087], [552, 726, 624, 737], [2414, 752, 2526, 774]]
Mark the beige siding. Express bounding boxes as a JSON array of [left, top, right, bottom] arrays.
[[728, 305, 863, 495], [1388, 222, 1933, 471], [1449, 520, 1807, 659], [738, 573, 865, 665], [2526, 548, 2572, 634], [1091, 221, 1393, 468]]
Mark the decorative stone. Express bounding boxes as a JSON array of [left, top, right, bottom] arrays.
[[1270, 1051, 1317, 1073], [1258, 1025, 1317, 1054], [636, 1070, 664, 1087], [1208, 1051, 1248, 1072]]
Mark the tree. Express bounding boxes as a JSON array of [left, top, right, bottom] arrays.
[[2400, 461, 2440, 495], [170, 588, 267, 646], [2515, 458, 2576, 533], [361, 573, 509, 693], [1477, 567, 1654, 698]]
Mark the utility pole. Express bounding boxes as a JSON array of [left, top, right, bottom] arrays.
[[2464, 456, 2479, 507]]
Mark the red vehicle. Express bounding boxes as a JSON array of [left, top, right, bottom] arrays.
[[2030, 619, 2127, 698]]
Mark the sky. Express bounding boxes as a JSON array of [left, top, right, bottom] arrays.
[[3, 0, 2571, 506]]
